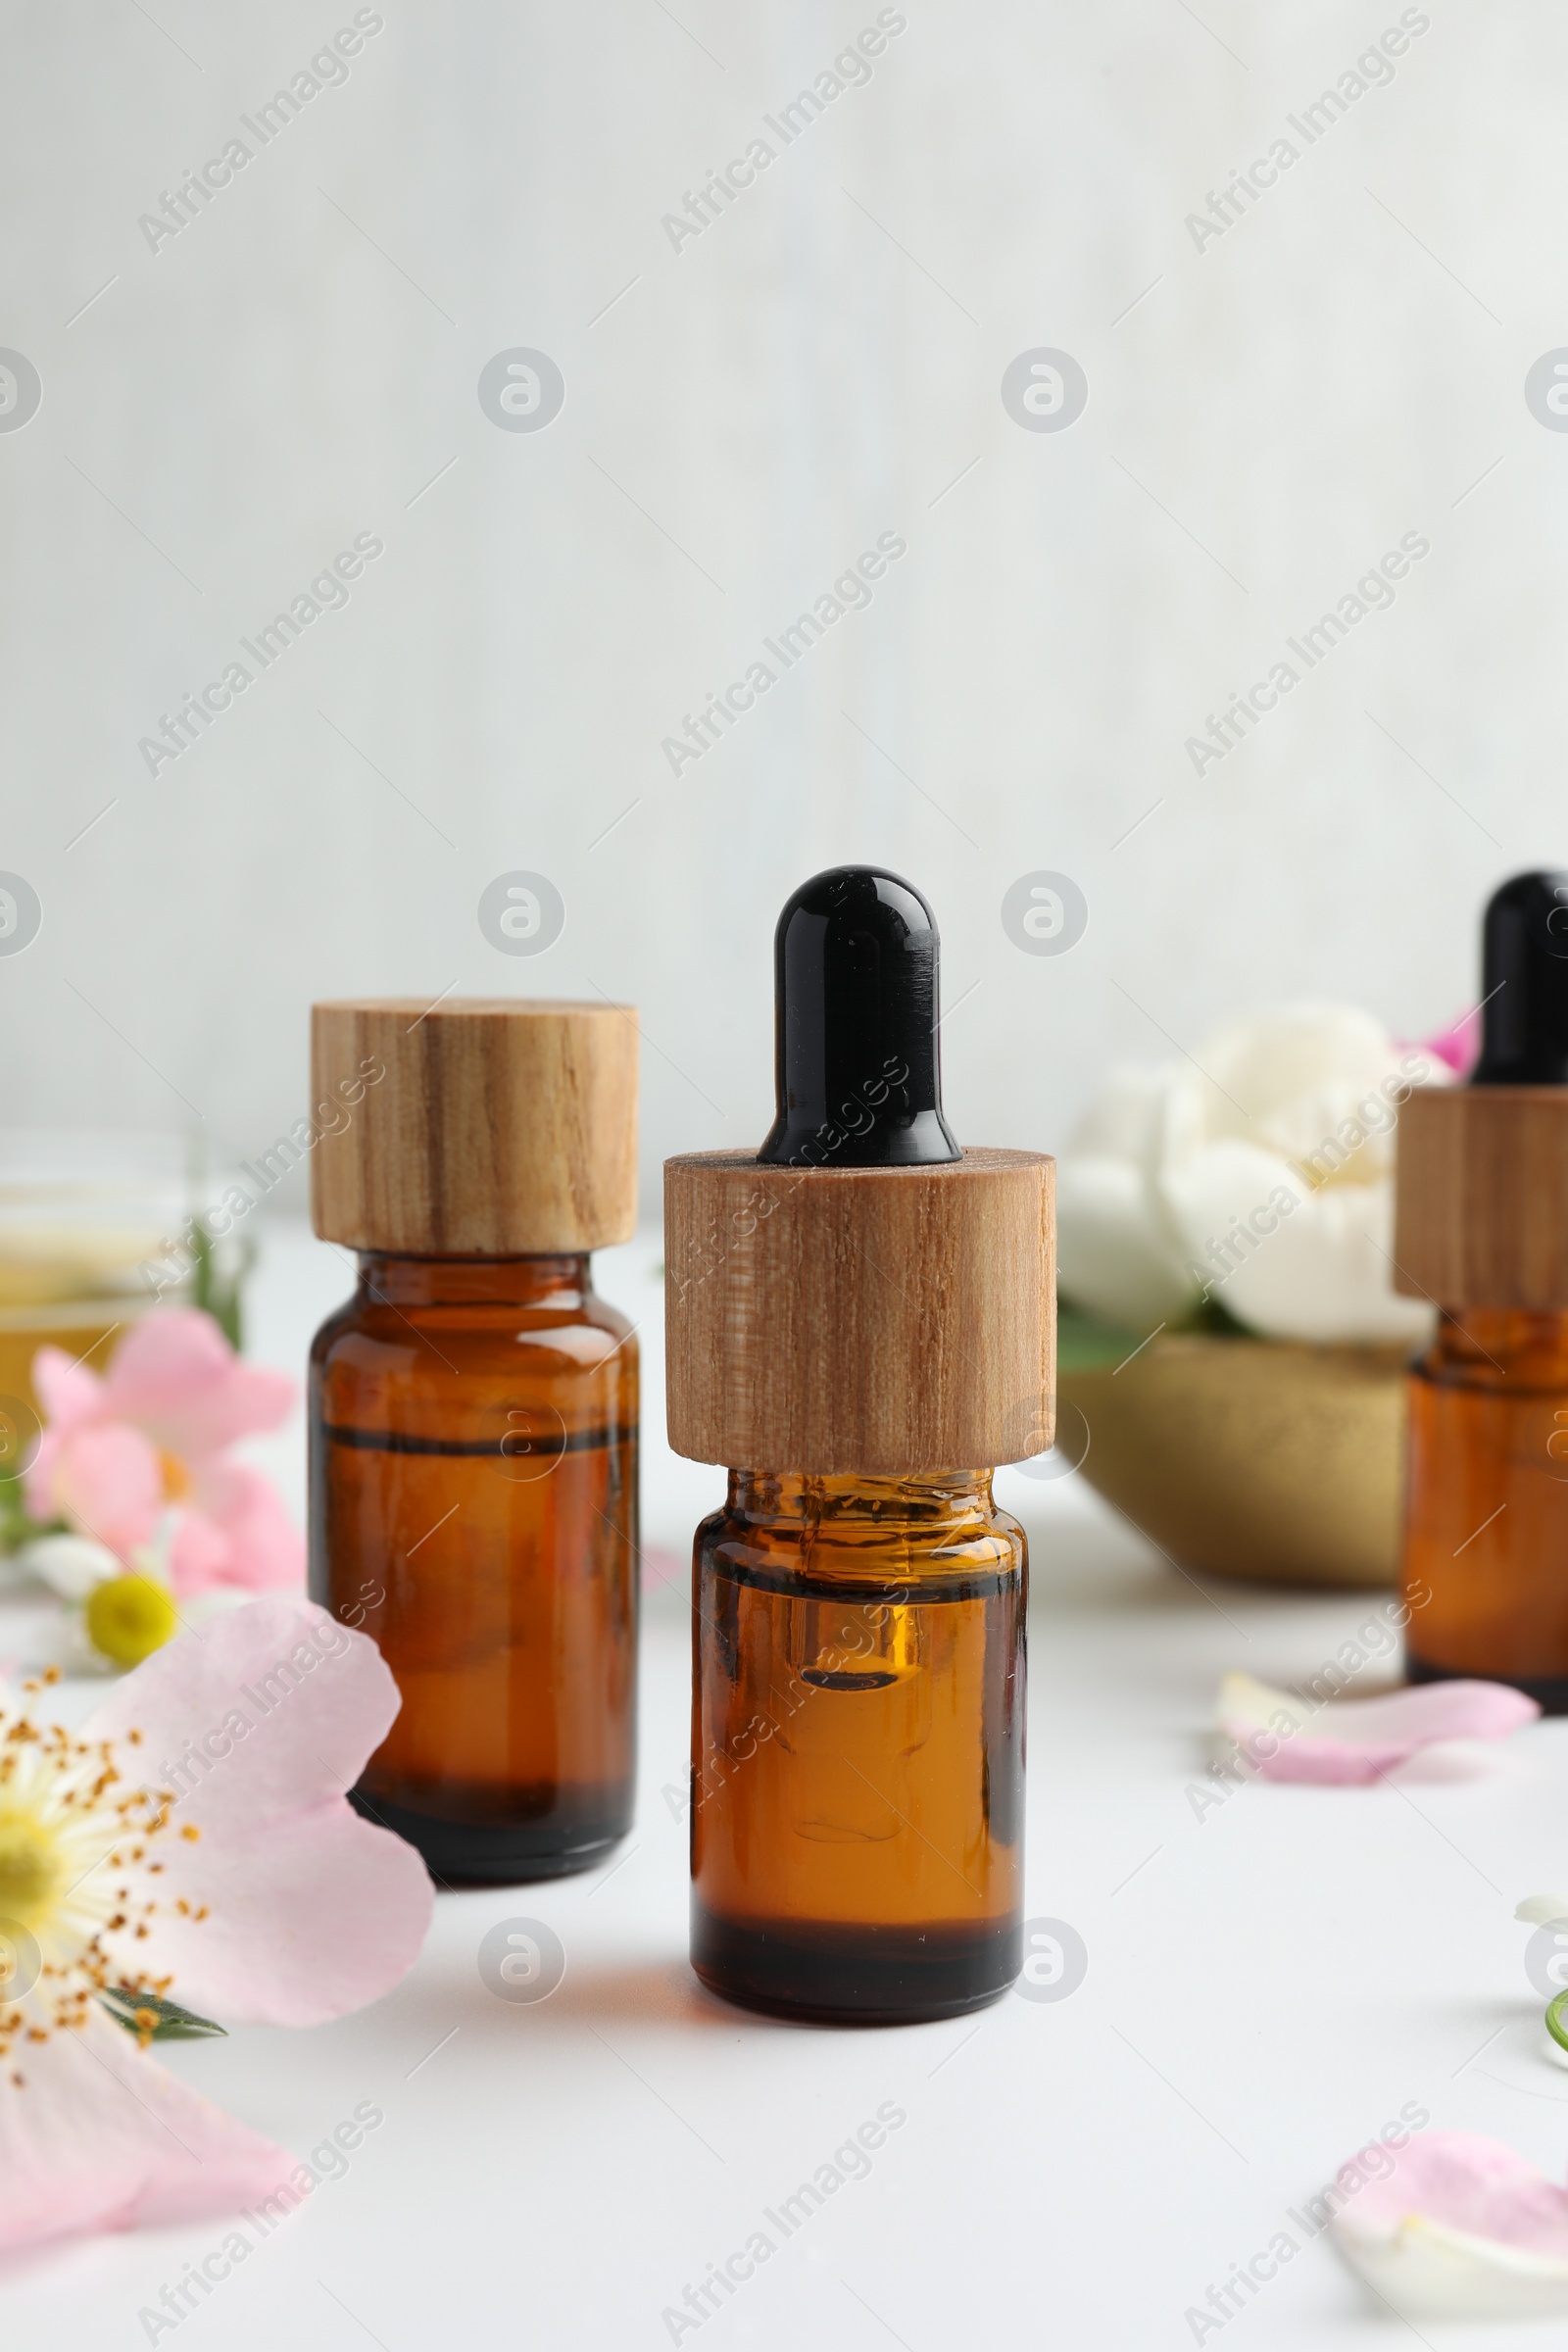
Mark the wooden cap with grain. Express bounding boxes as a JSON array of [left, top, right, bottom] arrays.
[[664, 1148, 1055, 1473], [1395, 1085, 1568, 1310], [311, 999, 637, 1254]]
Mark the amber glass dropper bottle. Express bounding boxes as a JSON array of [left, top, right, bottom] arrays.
[[1397, 871, 1568, 1706], [308, 999, 640, 1879], [664, 867, 1055, 2023]]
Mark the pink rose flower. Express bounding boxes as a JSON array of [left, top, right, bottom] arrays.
[[0, 1595, 432, 2250], [26, 1308, 302, 1595]]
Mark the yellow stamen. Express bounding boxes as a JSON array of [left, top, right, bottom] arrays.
[[84, 1576, 179, 1670], [0, 1818, 62, 1934], [158, 1450, 194, 1503], [0, 1708, 194, 2065]]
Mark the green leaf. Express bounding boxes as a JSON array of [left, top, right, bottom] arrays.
[[1547, 1990, 1568, 2056], [1180, 1291, 1253, 1339], [1055, 1299, 1145, 1373], [1055, 1289, 1255, 1375], [189, 1220, 244, 1351], [0, 1487, 64, 1556], [99, 1986, 227, 2041]]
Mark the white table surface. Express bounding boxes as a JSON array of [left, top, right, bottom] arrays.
[[11, 1219, 1568, 2351]]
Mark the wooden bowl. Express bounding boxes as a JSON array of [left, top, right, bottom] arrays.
[[1056, 1333, 1410, 1589]]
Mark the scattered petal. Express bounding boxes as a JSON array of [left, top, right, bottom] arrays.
[[640, 1543, 686, 1592], [1217, 1670, 1539, 1784], [1334, 2132, 1568, 2320], [1518, 1895, 1568, 1928]]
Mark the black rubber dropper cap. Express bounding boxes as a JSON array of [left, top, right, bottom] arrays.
[[757, 865, 961, 1166], [1472, 870, 1568, 1087]]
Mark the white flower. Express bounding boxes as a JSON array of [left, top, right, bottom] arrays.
[[1056, 1003, 1446, 1344], [14, 1534, 122, 1602]]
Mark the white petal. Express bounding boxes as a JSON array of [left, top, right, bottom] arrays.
[[1517, 1895, 1568, 1927], [1188, 1002, 1425, 1172], [1338, 2211, 1568, 2320], [16, 1533, 122, 1601], [1215, 1671, 1311, 1737], [1162, 1146, 1432, 1343], [1335, 2133, 1568, 2318], [1055, 1154, 1198, 1329], [1066, 1062, 1180, 1175]]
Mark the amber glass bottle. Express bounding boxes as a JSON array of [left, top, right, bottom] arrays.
[[665, 868, 1054, 2024], [311, 1250, 638, 1876], [691, 1470, 1026, 2021], [308, 999, 640, 1880], [1396, 873, 1568, 1708], [1403, 1311, 1568, 1703]]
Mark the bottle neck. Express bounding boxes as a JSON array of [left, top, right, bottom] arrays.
[[357, 1251, 592, 1308], [1432, 1306, 1568, 1378], [725, 1469, 994, 1528]]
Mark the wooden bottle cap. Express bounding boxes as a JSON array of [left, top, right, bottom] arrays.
[[311, 1000, 637, 1255], [664, 1148, 1055, 1473], [1394, 1084, 1568, 1308]]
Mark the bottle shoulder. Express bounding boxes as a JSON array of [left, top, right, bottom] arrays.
[[310, 1292, 638, 1430], [696, 1504, 1024, 1595], [312, 1291, 635, 1356], [1414, 1321, 1568, 1394]]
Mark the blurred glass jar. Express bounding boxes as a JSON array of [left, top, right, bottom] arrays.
[[0, 1133, 253, 1437]]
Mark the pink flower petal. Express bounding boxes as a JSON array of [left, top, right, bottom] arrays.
[[100, 1308, 294, 1463], [86, 1597, 432, 2026], [0, 2005, 293, 2253], [641, 1543, 686, 1592], [1415, 1009, 1483, 1080], [106, 1799, 433, 2029], [1217, 1671, 1539, 1785], [27, 1345, 105, 1436], [184, 1459, 305, 1592], [40, 1425, 165, 1560], [167, 1508, 234, 1596], [1335, 2132, 1568, 2319]]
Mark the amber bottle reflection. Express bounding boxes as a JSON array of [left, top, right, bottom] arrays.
[[691, 1471, 1026, 2024], [1403, 1309, 1568, 1706], [310, 1252, 638, 1880]]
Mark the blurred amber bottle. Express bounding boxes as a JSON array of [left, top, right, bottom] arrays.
[[1403, 1311, 1568, 1698], [1396, 873, 1568, 1708], [665, 867, 1054, 2023], [308, 999, 640, 1880]]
